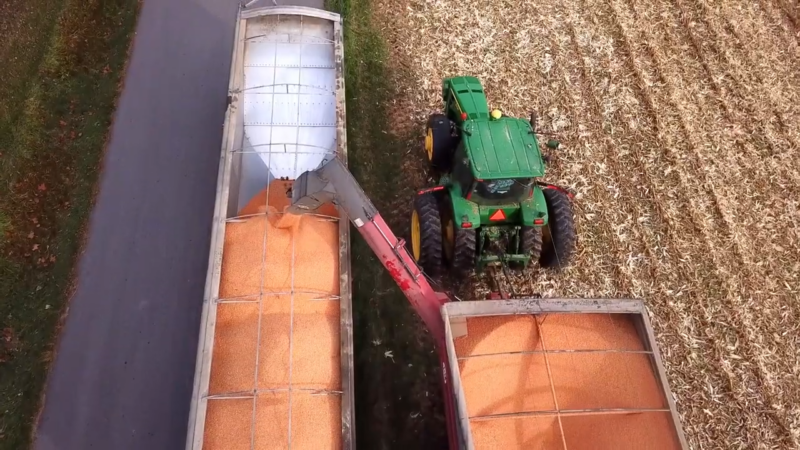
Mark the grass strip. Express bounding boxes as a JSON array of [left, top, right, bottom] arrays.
[[327, 0, 448, 448], [0, 0, 139, 447]]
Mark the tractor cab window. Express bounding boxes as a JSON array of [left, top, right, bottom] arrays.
[[472, 178, 533, 204]]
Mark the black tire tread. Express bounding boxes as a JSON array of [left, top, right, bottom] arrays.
[[427, 114, 455, 171], [514, 225, 543, 270], [450, 227, 477, 277], [413, 194, 444, 275], [540, 188, 577, 269]]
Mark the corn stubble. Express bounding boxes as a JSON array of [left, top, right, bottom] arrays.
[[375, 0, 800, 447]]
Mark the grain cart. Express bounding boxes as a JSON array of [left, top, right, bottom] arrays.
[[413, 76, 576, 276], [289, 158, 689, 449]]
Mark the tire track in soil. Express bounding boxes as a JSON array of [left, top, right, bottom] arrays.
[[671, 0, 800, 304], [714, 0, 800, 154], [659, 0, 800, 438], [558, 19, 650, 298], [698, 0, 800, 155], [610, 0, 797, 444], [555, 1, 715, 430], [669, 2, 800, 266], [758, 0, 800, 44], [634, 0, 800, 440], [559, 0, 695, 333], [587, 0, 794, 445], [565, 0, 766, 445], [679, 0, 800, 162]]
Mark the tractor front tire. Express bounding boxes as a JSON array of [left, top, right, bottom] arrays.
[[425, 114, 455, 172], [512, 226, 543, 270], [540, 188, 577, 269], [411, 194, 444, 276]]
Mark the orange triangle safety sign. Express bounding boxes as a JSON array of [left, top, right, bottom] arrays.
[[489, 210, 506, 221]]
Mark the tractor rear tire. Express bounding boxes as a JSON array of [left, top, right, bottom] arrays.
[[425, 114, 455, 172], [450, 227, 476, 278], [411, 194, 444, 276], [512, 226, 543, 270], [441, 200, 476, 277], [540, 188, 577, 269]]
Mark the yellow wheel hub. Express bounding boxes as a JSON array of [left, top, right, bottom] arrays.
[[443, 216, 455, 261], [411, 210, 421, 260], [424, 128, 434, 161]]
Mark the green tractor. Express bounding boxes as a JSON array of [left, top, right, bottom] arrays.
[[410, 76, 577, 276]]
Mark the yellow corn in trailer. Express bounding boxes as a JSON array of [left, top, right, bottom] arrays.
[[185, 4, 354, 450]]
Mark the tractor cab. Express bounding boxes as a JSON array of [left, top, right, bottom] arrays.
[[450, 144, 535, 205], [413, 76, 577, 276], [448, 115, 544, 207]]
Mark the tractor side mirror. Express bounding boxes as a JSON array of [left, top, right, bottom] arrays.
[[546, 139, 560, 150]]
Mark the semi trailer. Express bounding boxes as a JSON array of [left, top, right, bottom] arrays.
[[185, 5, 355, 450]]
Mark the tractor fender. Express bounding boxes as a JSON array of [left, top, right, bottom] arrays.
[[449, 195, 481, 228], [441, 79, 450, 103], [521, 185, 549, 227]]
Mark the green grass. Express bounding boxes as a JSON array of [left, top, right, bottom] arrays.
[[0, 0, 139, 447], [328, 0, 447, 448]]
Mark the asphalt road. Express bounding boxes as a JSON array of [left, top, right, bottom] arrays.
[[34, 1, 321, 449]]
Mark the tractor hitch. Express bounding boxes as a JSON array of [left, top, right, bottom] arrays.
[[475, 226, 534, 273]]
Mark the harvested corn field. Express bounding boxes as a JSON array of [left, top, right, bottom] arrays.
[[367, 0, 800, 447]]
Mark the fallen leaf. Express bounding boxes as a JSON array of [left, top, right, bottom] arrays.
[[59, 120, 67, 127], [2, 328, 20, 351], [38, 183, 46, 191], [28, 231, 34, 239], [31, 217, 38, 224], [49, 255, 57, 263], [32, 244, 39, 251], [2, 328, 14, 342]]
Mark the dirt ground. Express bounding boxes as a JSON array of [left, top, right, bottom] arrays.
[[372, 0, 800, 447]]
